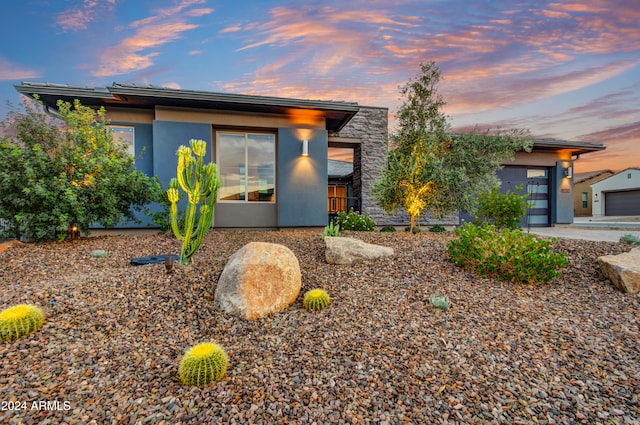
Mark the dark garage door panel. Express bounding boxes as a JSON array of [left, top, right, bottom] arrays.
[[605, 190, 640, 216]]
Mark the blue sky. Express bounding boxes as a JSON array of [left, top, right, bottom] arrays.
[[0, 0, 638, 172]]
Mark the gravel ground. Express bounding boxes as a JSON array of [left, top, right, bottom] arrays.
[[0, 230, 638, 425]]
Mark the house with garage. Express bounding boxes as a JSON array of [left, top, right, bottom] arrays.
[[573, 170, 614, 216], [15, 82, 605, 229], [590, 168, 640, 217]]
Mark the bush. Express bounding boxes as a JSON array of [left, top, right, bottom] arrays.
[[0, 99, 159, 241], [620, 234, 640, 245], [428, 225, 447, 233], [405, 226, 421, 233], [447, 223, 569, 283], [335, 208, 375, 231], [476, 185, 528, 230], [380, 225, 397, 232]]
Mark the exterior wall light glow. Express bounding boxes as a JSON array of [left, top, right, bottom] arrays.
[[302, 139, 309, 156]]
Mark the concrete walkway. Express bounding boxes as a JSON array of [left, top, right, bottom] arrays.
[[527, 216, 640, 242]]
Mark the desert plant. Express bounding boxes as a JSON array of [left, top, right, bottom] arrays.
[[322, 221, 341, 238], [178, 342, 229, 386], [168, 140, 221, 265], [91, 250, 108, 258], [448, 223, 569, 283], [405, 226, 422, 233], [303, 288, 331, 311], [380, 225, 397, 232], [476, 185, 528, 230], [620, 234, 640, 245], [0, 304, 45, 341], [430, 294, 450, 311], [334, 208, 375, 231], [428, 225, 447, 233]]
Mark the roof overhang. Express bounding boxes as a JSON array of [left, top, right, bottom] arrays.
[[531, 138, 605, 156], [15, 82, 361, 132]]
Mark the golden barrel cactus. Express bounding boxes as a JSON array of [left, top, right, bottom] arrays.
[[0, 304, 45, 341], [178, 342, 229, 386]]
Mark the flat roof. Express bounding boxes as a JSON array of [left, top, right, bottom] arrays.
[[15, 82, 361, 132], [531, 138, 605, 155]]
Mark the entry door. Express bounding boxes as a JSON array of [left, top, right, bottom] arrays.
[[328, 185, 347, 212], [496, 167, 550, 227]]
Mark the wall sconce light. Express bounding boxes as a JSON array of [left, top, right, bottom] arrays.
[[563, 166, 572, 178], [301, 139, 309, 156]]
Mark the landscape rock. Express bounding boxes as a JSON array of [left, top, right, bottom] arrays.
[[597, 247, 640, 293], [214, 242, 301, 320], [325, 236, 394, 265]]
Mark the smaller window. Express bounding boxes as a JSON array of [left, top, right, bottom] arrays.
[[527, 169, 547, 178], [582, 192, 588, 209], [628, 173, 632, 179], [109, 126, 135, 157]]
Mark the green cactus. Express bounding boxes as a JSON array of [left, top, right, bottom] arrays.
[[303, 288, 331, 311], [168, 140, 221, 265], [91, 249, 108, 258], [0, 304, 45, 341], [179, 342, 229, 386], [430, 294, 450, 311]]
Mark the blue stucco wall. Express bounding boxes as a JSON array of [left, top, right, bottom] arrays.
[[152, 121, 212, 187], [277, 128, 328, 227]]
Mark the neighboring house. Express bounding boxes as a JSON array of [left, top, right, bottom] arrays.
[[590, 168, 640, 216], [572, 170, 613, 216], [15, 82, 605, 229]]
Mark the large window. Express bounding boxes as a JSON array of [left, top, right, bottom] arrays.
[[108, 125, 135, 157], [217, 132, 275, 202]]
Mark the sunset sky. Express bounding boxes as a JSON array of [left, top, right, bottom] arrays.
[[0, 0, 637, 173]]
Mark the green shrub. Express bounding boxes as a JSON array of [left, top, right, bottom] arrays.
[[430, 294, 450, 311], [179, 342, 228, 386], [404, 226, 421, 233], [322, 221, 341, 238], [335, 208, 375, 231], [0, 304, 45, 341], [428, 225, 447, 233], [620, 234, 640, 245], [476, 185, 528, 230], [0, 99, 159, 241], [447, 223, 569, 283], [303, 289, 331, 311], [380, 225, 397, 232]]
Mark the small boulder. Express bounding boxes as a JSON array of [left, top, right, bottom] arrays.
[[214, 242, 301, 320], [597, 248, 640, 293], [325, 236, 394, 265]]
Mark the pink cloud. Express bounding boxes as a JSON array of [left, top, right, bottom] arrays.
[[55, 0, 116, 31], [0, 57, 41, 80], [91, 0, 213, 77]]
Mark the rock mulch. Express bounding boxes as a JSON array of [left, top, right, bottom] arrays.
[[0, 230, 638, 424]]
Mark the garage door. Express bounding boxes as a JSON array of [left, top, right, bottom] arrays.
[[605, 190, 640, 216]]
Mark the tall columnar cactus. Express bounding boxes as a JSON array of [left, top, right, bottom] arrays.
[[167, 139, 220, 265], [179, 342, 229, 386], [0, 304, 45, 341]]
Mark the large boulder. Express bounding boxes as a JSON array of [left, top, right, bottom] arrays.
[[214, 242, 301, 320], [598, 247, 640, 293], [325, 236, 394, 265]]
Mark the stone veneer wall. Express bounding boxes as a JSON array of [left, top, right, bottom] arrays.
[[333, 106, 458, 227]]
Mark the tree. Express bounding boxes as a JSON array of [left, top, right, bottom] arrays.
[[373, 62, 533, 233], [0, 98, 159, 241]]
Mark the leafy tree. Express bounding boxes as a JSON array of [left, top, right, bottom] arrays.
[[0, 98, 159, 241], [373, 62, 533, 233]]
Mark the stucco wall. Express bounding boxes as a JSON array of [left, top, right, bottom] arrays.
[[591, 169, 640, 216]]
